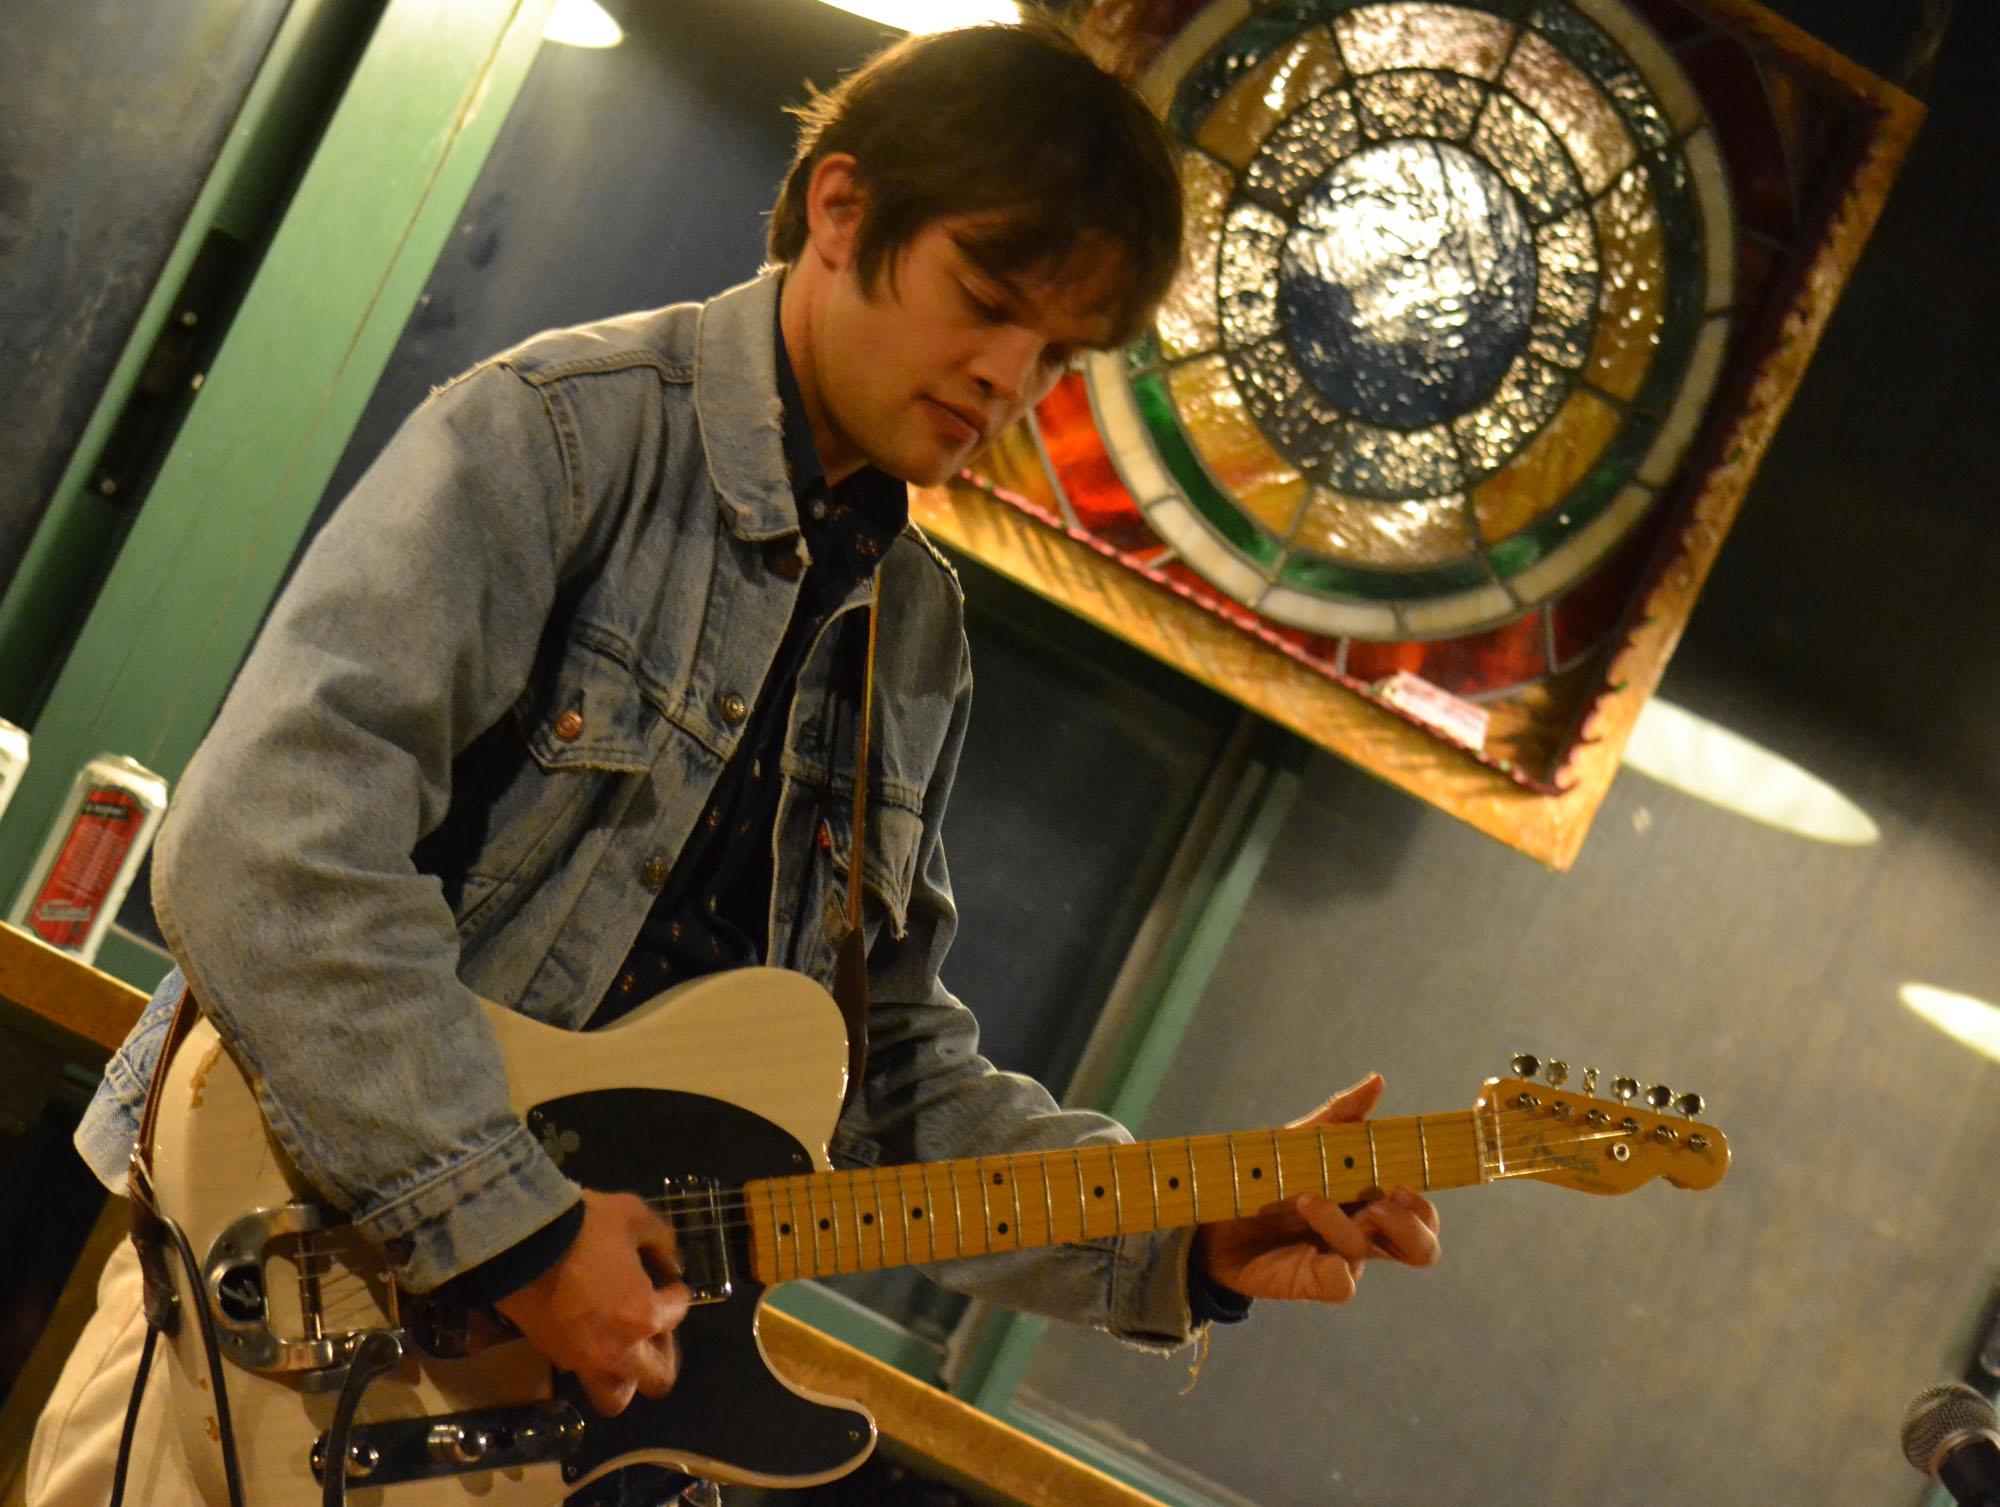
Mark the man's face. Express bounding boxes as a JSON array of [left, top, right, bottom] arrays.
[[811, 217, 1128, 487]]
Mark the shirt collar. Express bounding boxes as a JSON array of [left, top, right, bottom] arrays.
[[772, 280, 910, 551]]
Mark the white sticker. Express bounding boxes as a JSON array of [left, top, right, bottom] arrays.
[[1376, 671, 1490, 753]]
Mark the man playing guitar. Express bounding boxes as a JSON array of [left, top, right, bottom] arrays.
[[28, 20, 1440, 1505]]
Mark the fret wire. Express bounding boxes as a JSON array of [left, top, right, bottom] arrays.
[[1110, 1146, 1125, 1231], [949, 1158, 966, 1259], [1491, 1098, 1507, 1178], [976, 1156, 994, 1255], [1040, 1157, 1056, 1244], [1145, 1142, 1161, 1229], [790, 1177, 805, 1279], [822, 1174, 843, 1274], [874, 1169, 890, 1268], [920, 1162, 941, 1262], [768, 1181, 787, 1282], [1316, 1126, 1331, 1197], [1366, 1121, 1380, 1191], [851, 1172, 870, 1271], [1227, 1138, 1243, 1216], [1417, 1115, 1432, 1190], [1008, 1158, 1024, 1245], [1186, 1138, 1201, 1222], [1270, 1129, 1285, 1202], [1072, 1148, 1088, 1238]]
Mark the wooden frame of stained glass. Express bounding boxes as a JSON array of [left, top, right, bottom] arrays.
[[919, 0, 1922, 868]]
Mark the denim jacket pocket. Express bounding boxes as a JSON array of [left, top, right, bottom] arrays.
[[518, 630, 662, 774], [823, 794, 924, 940]]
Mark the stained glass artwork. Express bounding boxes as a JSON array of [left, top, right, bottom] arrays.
[[940, 0, 1918, 859], [1054, 0, 1734, 645]]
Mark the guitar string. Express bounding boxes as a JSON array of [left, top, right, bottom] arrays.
[[284, 1134, 1638, 1325], [280, 1111, 1655, 1266], [279, 1115, 1665, 1302]]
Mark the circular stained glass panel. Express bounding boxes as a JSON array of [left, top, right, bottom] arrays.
[[1074, 0, 1735, 641]]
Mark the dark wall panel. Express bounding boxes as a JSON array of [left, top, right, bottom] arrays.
[[0, 0, 294, 588]]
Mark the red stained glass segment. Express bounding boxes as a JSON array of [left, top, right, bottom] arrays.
[[1034, 375, 1143, 533], [1345, 613, 1550, 700]]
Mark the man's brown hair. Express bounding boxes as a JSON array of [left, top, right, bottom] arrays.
[[767, 18, 1183, 348]]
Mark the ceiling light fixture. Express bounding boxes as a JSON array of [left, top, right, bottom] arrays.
[[1900, 983, 2000, 1065], [1621, 698, 1880, 846], [544, 0, 623, 49], [812, 0, 1022, 34]]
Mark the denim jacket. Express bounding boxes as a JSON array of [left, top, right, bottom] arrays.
[[75, 269, 1202, 1350]]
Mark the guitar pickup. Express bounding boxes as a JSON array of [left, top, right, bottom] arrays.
[[659, 1175, 733, 1303], [311, 1401, 583, 1487]]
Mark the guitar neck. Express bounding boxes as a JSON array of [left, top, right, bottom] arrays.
[[743, 1112, 1488, 1284]]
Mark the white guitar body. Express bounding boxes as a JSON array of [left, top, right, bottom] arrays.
[[148, 967, 866, 1505]]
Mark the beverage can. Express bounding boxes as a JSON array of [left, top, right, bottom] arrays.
[[8, 754, 170, 964]]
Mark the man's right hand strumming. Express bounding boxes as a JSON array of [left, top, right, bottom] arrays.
[[495, 1188, 691, 1417]]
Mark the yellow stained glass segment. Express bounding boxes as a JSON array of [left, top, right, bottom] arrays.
[[1333, 3, 1517, 81], [1156, 149, 1231, 360], [1194, 26, 1344, 170], [1502, 30, 1636, 196], [1472, 386, 1621, 541], [1294, 487, 1477, 567], [1589, 165, 1665, 400], [1166, 354, 1307, 536]]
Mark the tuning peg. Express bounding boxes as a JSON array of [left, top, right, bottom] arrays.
[[1581, 1067, 1599, 1095], [1612, 1076, 1638, 1104], [1675, 1091, 1705, 1120], [1545, 1060, 1569, 1087], [1511, 1053, 1541, 1078], [1645, 1084, 1674, 1111]]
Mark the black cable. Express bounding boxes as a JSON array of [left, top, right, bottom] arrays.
[[105, 1324, 159, 1507], [161, 1212, 249, 1507]]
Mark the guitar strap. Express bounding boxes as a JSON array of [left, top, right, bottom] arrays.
[[830, 574, 879, 1112]]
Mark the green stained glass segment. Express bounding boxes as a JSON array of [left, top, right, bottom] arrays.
[[1131, 370, 1283, 570]]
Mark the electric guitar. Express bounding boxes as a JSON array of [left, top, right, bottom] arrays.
[[147, 966, 1729, 1504]]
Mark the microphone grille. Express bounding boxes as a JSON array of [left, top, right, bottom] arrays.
[[1903, 1383, 2000, 1472]]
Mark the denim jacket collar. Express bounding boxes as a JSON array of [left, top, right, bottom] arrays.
[[695, 268, 800, 543]]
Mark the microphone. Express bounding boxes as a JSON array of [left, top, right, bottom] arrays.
[[1904, 1383, 2000, 1507]]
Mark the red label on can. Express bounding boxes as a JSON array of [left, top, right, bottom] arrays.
[[27, 785, 143, 948]]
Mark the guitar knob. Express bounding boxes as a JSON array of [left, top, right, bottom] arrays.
[[1612, 1076, 1639, 1104], [1545, 1060, 1569, 1087], [1581, 1067, 1599, 1094], [1646, 1084, 1674, 1111], [430, 1424, 495, 1466], [1675, 1092, 1706, 1120], [1511, 1053, 1541, 1078], [346, 1443, 380, 1480]]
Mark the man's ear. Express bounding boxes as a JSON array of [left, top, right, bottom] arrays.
[[803, 152, 866, 273]]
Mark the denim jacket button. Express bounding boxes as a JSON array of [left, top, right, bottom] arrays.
[[553, 709, 584, 741], [641, 856, 671, 890], [718, 692, 749, 725]]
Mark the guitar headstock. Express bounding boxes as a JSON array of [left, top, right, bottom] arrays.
[[1474, 1054, 1730, 1196]]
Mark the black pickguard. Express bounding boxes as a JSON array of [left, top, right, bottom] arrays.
[[524, 1086, 875, 1495]]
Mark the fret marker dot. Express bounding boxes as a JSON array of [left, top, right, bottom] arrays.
[[779, 1223, 792, 1235], [1168, 1177, 1181, 1190], [819, 1218, 831, 1230], [862, 1213, 875, 1225], [1252, 1167, 1263, 1179], [911, 1207, 923, 1219], [1344, 1156, 1355, 1169], [1093, 1186, 1106, 1198], [997, 1222, 1009, 1234]]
